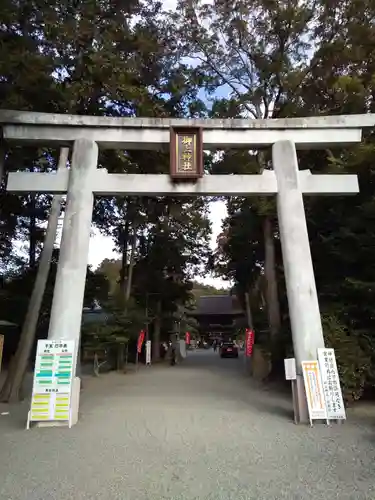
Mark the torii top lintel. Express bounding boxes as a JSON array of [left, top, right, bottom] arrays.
[[1, 110, 375, 150]]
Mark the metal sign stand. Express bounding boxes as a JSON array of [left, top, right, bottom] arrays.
[[291, 379, 299, 425]]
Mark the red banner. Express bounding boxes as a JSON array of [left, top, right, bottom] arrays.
[[185, 331, 190, 345], [137, 330, 145, 353], [245, 329, 255, 357]]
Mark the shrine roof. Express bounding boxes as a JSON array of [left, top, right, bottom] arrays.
[[191, 295, 244, 317]]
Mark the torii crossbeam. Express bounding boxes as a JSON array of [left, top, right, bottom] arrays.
[[7, 169, 358, 196]]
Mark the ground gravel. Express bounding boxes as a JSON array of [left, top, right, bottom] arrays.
[[1, 350, 375, 500]]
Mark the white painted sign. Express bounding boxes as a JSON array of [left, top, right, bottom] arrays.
[[301, 360, 327, 421], [317, 348, 346, 420], [179, 339, 187, 358], [284, 358, 297, 380], [145, 340, 151, 365], [29, 340, 75, 423]]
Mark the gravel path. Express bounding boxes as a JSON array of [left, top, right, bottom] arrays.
[[1, 349, 375, 500]]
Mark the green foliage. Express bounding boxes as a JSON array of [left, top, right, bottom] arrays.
[[191, 281, 228, 299], [82, 297, 145, 351], [96, 259, 121, 295], [1, 249, 109, 331], [322, 315, 372, 403]]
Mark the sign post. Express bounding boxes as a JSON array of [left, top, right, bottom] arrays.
[[301, 360, 327, 426], [27, 339, 77, 429], [317, 348, 346, 423], [284, 358, 298, 423]]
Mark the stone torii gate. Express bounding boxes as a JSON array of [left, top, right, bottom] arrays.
[[2, 110, 374, 424]]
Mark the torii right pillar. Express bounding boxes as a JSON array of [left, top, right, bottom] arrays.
[[272, 140, 352, 424]]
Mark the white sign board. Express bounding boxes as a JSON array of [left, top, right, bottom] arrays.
[[179, 339, 187, 359], [301, 360, 327, 421], [284, 358, 297, 380], [29, 340, 75, 423], [145, 340, 151, 365], [317, 348, 346, 420]]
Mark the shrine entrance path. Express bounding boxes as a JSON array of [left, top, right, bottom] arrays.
[[1, 350, 375, 500]]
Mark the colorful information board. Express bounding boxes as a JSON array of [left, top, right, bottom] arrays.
[[29, 339, 75, 424], [317, 348, 346, 421], [301, 360, 327, 423]]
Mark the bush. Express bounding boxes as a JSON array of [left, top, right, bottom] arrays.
[[322, 314, 372, 402]]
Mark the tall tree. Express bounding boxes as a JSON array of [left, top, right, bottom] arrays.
[[170, 0, 327, 344]]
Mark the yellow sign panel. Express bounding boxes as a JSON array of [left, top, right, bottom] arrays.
[[177, 134, 196, 173], [27, 339, 75, 425], [301, 360, 327, 422]]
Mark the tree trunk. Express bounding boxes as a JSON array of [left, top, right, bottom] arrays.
[[244, 291, 253, 329], [116, 343, 125, 372], [152, 300, 162, 362], [0, 148, 69, 402], [29, 194, 37, 268], [0, 144, 5, 189], [119, 219, 129, 291], [118, 225, 136, 373], [264, 217, 281, 340], [119, 201, 130, 296], [124, 343, 129, 373], [124, 228, 137, 304]]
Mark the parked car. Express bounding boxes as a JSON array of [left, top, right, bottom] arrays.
[[220, 341, 239, 358]]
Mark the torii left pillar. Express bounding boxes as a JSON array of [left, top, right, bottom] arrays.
[[47, 139, 98, 424]]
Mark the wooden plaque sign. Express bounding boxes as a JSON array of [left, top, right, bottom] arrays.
[[170, 127, 203, 181]]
